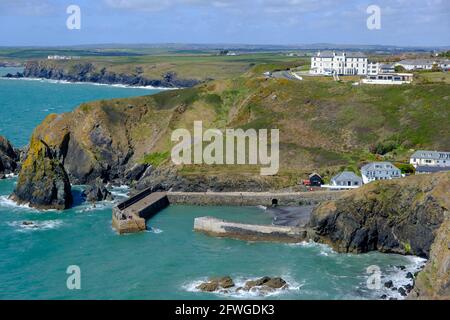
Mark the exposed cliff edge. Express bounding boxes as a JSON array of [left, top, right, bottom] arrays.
[[4, 61, 200, 88], [309, 173, 449, 299], [11, 135, 72, 210], [0, 135, 19, 178]]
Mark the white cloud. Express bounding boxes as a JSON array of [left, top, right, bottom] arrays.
[[0, 0, 55, 16]]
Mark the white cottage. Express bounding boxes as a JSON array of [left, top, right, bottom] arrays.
[[361, 162, 401, 184]]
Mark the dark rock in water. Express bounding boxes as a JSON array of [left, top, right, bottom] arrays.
[[404, 284, 413, 292], [391, 287, 397, 291], [0, 136, 19, 175], [22, 221, 34, 226], [406, 272, 414, 279], [264, 277, 288, 289], [196, 282, 219, 292], [396, 266, 406, 271], [245, 276, 271, 289], [209, 276, 235, 289], [196, 276, 235, 292], [384, 280, 394, 289], [83, 179, 113, 202], [245, 277, 287, 290], [12, 138, 72, 210], [380, 294, 388, 299], [398, 287, 407, 296]]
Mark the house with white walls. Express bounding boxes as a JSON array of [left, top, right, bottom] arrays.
[[360, 162, 401, 184]]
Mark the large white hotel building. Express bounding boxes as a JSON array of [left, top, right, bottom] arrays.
[[310, 51, 369, 76]]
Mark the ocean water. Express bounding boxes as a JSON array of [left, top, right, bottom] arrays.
[[0, 70, 425, 300], [0, 67, 162, 147]]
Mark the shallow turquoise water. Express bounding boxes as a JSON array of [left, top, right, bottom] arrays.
[[0, 67, 161, 147], [0, 178, 424, 300], [0, 72, 424, 300]]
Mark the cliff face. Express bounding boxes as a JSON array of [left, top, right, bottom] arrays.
[[410, 219, 450, 300], [12, 75, 450, 208], [11, 137, 72, 210], [0, 135, 19, 177], [12, 61, 200, 88], [309, 173, 449, 299]]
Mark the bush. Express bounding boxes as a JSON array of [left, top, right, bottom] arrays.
[[141, 152, 170, 167]]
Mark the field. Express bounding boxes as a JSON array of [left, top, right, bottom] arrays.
[[0, 47, 309, 81]]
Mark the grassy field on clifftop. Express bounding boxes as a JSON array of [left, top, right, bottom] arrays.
[[30, 66, 449, 187]]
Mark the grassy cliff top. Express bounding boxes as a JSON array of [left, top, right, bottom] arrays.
[[29, 67, 450, 185]]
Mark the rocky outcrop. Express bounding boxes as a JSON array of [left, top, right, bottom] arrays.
[[410, 219, 450, 300], [196, 276, 288, 295], [5, 61, 200, 88], [196, 277, 235, 292], [309, 173, 449, 299], [0, 135, 19, 177], [82, 178, 113, 202], [11, 137, 72, 210]]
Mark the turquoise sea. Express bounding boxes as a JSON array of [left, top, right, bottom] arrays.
[[0, 69, 425, 300]]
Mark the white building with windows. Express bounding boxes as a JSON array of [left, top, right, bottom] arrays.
[[410, 150, 450, 168], [310, 51, 368, 76], [360, 162, 401, 184]]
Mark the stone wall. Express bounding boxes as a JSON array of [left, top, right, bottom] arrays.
[[194, 216, 311, 243], [167, 191, 345, 207]]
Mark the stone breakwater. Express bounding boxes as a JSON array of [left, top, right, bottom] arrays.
[[194, 216, 310, 243], [167, 191, 344, 207], [112, 190, 345, 234]]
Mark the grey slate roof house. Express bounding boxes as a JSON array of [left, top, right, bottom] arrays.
[[331, 171, 363, 188], [361, 162, 401, 184], [410, 150, 450, 168]]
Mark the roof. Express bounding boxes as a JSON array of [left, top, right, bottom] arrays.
[[397, 59, 435, 66], [315, 51, 367, 58], [416, 166, 450, 173], [309, 172, 322, 179], [410, 150, 450, 160], [331, 171, 362, 182], [361, 162, 399, 171]]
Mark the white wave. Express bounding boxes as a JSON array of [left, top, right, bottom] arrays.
[[74, 201, 113, 213], [287, 240, 337, 256], [0, 195, 38, 211], [4, 173, 17, 179], [7, 220, 63, 232], [2, 76, 178, 90], [147, 227, 163, 234], [183, 275, 303, 299], [256, 205, 267, 211], [110, 185, 131, 198], [369, 256, 427, 300]]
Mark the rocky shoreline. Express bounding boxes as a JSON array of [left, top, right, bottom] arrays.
[[308, 173, 449, 300], [3, 61, 200, 89]]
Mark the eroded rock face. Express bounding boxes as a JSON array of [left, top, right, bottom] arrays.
[[0, 135, 19, 176], [11, 138, 72, 210], [82, 179, 113, 202], [410, 219, 450, 300], [309, 173, 449, 300], [309, 173, 449, 258]]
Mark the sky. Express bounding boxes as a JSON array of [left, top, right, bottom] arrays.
[[0, 0, 449, 47]]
